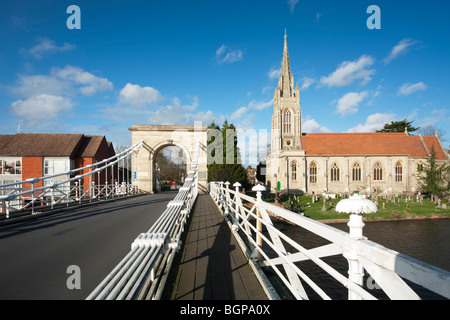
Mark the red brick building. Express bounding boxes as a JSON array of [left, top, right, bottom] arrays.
[[0, 133, 116, 191]]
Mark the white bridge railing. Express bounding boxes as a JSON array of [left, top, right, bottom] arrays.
[[86, 141, 201, 300], [210, 182, 450, 300], [0, 141, 145, 219]]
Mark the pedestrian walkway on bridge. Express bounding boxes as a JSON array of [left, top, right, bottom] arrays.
[[162, 194, 268, 300]]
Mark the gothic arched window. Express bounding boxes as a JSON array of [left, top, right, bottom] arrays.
[[373, 162, 383, 181], [283, 109, 291, 134], [309, 162, 317, 184], [291, 161, 297, 180], [352, 162, 361, 181], [330, 162, 340, 182], [417, 161, 424, 173], [395, 161, 403, 182]]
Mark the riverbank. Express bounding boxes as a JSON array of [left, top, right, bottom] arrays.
[[319, 213, 450, 224], [272, 194, 450, 224]]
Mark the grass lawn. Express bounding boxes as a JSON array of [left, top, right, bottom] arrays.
[[275, 194, 450, 221]]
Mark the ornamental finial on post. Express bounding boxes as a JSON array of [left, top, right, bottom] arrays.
[[252, 184, 266, 201], [336, 193, 377, 239]]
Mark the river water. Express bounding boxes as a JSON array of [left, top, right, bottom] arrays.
[[267, 218, 450, 300]]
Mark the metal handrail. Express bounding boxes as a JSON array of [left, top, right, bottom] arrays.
[[86, 141, 201, 300], [209, 182, 450, 300], [0, 141, 143, 218]]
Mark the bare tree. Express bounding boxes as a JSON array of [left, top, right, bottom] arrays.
[[418, 124, 447, 142]]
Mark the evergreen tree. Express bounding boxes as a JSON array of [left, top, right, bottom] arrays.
[[416, 146, 449, 198], [207, 120, 250, 189], [376, 119, 419, 133]]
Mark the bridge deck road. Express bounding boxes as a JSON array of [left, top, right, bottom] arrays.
[[0, 192, 177, 300], [163, 194, 268, 300]]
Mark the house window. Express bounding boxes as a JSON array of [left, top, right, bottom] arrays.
[[44, 159, 70, 175], [373, 162, 383, 181], [352, 162, 361, 181], [309, 162, 317, 184], [283, 109, 291, 134], [0, 180, 21, 196], [330, 162, 340, 182], [0, 159, 21, 175], [291, 161, 297, 181], [395, 161, 403, 182]]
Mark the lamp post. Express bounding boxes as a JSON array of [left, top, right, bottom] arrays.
[[336, 193, 377, 300]]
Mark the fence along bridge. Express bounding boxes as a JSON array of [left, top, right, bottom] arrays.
[[1, 139, 449, 300]]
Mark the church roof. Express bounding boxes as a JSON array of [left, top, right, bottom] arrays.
[[300, 132, 448, 160]]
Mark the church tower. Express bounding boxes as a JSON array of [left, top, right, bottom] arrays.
[[266, 31, 305, 193], [271, 30, 302, 152]]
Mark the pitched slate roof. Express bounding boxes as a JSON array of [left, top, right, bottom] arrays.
[[0, 133, 114, 158], [300, 132, 448, 160], [74, 135, 105, 158], [0, 133, 84, 157]]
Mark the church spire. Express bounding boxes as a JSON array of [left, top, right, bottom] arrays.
[[281, 29, 290, 78], [279, 29, 293, 97]]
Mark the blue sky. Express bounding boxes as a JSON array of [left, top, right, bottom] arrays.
[[1, 0, 449, 165]]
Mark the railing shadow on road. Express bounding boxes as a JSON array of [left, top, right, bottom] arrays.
[[0, 193, 177, 240]]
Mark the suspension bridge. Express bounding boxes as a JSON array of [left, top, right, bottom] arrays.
[[0, 138, 449, 300]]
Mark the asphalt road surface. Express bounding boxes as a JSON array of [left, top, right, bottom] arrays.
[[0, 192, 176, 300]]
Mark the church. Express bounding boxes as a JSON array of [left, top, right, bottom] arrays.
[[265, 33, 449, 196]]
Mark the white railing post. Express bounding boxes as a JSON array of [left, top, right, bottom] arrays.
[[31, 181, 35, 214], [343, 218, 364, 300], [232, 182, 242, 231], [219, 182, 224, 213], [78, 178, 82, 204], [224, 181, 230, 216], [91, 182, 95, 202], [6, 199, 10, 219], [252, 184, 266, 262], [50, 185, 54, 209], [336, 194, 377, 300]]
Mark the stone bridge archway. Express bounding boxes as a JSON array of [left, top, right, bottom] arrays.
[[129, 124, 207, 194]]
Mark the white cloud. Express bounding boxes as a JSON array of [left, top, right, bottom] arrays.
[[287, 0, 299, 13], [12, 66, 113, 97], [397, 82, 427, 96], [215, 44, 243, 64], [148, 97, 215, 125], [119, 83, 163, 106], [26, 37, 75, 59], [13, 74, 70, 97], [335, 91, 368, 116], [230, 106, 248, 120], [346, 113, 396, 132], [300, 77, 315, 91], [320, 55, 375, 87], [316, 12, 323, 22], [268, 66, 281, 79], [229, 99, 272, 121], [384, 38, 419, 64], [53, 66, 113, 96], [248, 99, 272, 110], [10, 94, 73, 123], [302, 117, 331, 133], [9, 66, 114, 131]]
